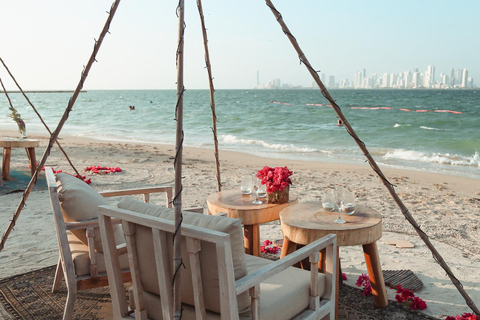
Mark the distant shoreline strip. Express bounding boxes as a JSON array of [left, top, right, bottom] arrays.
[[271, 101, 463, 114], [0, 90, 86, 93]]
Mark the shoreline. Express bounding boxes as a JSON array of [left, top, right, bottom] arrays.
[[1, 129, 479, 318]]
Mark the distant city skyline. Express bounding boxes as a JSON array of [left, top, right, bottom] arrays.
[[1, 2, 479, 90], [256, 65, 476, 90]]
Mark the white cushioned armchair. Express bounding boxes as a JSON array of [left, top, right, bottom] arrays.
[[45, 167, 173, 320], [98, 198, 338, 320]]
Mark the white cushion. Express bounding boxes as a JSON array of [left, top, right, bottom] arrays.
[[117, 198, 249, 314], [56, 172, 124, 253]]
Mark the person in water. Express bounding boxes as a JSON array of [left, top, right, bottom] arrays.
[[336, 119, 343, 126], [129, 105, 135, 110]]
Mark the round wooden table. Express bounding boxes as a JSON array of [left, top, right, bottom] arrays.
[[207, 189, 298, 256], [1, 138, 40, 180], [280, 203, 388, 312]]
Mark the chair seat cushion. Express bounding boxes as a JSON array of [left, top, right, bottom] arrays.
[[56, 172, 124, 253], [242, 254, 326, 320], [117, 198, 249, 314], [129, 254, 326, 320], [67, 231, 130, 277]]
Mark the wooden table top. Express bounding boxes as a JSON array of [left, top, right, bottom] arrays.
[[207, 189, 298, 225], [1, 138, 40, 148], [280, 202, 382, 246]]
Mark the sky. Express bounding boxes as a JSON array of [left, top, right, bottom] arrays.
[[0, 0, 479, 90]]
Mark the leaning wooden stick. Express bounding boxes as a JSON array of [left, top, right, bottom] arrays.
[[265, 0, 479, 316], [196, 0, 222, 192], [0, 0, 122, 253], [0, 57, 82, 178], [173, 1, 185, 318]]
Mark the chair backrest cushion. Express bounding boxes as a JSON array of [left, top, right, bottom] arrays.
[[117, 198, 249, 314], [56, 172, 124, 253]]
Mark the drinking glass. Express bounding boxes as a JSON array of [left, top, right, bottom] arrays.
[[333, 188, 346, 224], [322, 189, 336, 212], [257, 183, 267, 198], [252, 178, 263, 204], [341, 190, 356, 215], [240, 175, 253, 194]]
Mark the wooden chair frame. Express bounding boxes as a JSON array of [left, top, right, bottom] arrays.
[[45, 166, 173, 320], [98, 205, 338, 320]]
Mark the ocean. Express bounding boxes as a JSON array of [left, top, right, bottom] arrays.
[[2, 89, 479, 179]]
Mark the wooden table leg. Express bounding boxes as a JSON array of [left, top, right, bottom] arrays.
[[280, 236, 298, 259], [2, 147, 11, 180], [363, 242, 388, 308], [26, 147, 37, 177], [243, 224, 260, 256]]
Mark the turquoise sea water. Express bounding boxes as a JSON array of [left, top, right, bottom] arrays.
[[2, 89, 479, 178]]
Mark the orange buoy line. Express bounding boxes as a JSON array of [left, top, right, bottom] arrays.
[[270, 101, 463, 114]]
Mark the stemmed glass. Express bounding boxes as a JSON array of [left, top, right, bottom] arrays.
[[333, 188, 346, 224], [252, 177, 263, 205], [257, 182, 267, 198]]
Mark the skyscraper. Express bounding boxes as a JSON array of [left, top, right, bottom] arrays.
[[461, 69, 468, 88], [450, 68, 455, 86], [425, 65, 435, 88]]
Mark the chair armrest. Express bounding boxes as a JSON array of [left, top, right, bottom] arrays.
[[65, 217, 122, 231], [184, 207, 204, 214], [99, 186, 173, 207], [99, 186, 172, 197], [214, 212, 227, 217], [235, 234, 337, 295]]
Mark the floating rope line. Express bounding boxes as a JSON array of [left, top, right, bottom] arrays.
[[0, 0, 121, 253], [270, 100, 463, 114], [266, 0, 479, 315]]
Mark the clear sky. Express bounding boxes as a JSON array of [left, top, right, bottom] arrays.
[[1, 0, 479, 90]]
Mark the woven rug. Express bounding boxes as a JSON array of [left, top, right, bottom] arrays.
[[0, 265, 440, 320], [0, 170, 47, 196]]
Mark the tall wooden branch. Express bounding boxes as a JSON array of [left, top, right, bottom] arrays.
[[196, 0, 222, 192], [265, 0, 479, 316], [0, 57, 81, 178], [0, 0, 121, 253], [173, 1, 185, 318]]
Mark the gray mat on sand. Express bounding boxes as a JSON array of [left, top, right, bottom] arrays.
[[0, 265, 439, 320]]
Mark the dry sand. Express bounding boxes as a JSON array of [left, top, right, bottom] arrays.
[[1, 130, 479, 319]]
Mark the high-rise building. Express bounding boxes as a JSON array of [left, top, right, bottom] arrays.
[[425, 65, 435, 88], [456, 69, 462, 86], [461, 69, 468, 88], [412, 71, 420, 88], [355, 71, 363, 88], [450, 68, 455, 86], [404, 71, 412, 88], [381, 73, 389, 88], [329, 75, 336, 88]]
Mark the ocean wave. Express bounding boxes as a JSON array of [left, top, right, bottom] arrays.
[[384, 149, 480, 167], [221, 134, 318, 153], [420, 126, 441, 131], [394, 123, 411, 128]]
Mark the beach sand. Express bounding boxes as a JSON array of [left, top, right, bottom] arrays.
[[0, 129, 479, 319]]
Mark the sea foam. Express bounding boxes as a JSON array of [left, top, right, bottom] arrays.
[[384, 149, 480, 167], [221, 134, 317, 153]]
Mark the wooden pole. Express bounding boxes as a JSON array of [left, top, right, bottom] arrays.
[[265, 0, 479, 316], [0, 0, 121, 253], [0, 57, 82, 178], [196, 0, 222, 192], [173, 1, 185, 319]]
